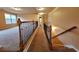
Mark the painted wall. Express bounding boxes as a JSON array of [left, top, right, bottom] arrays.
[[48, 7, 79, 51], [17, 14, 38, 21], [43, 14, 48, 24], [0, 9, 38, 29], [0, 9, 6, 28], [0, 9, 17, 30]]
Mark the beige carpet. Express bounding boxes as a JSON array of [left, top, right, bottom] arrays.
[[0, 27, 19, 51]]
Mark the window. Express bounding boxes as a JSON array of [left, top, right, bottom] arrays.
[[5, 13, 16, 24]]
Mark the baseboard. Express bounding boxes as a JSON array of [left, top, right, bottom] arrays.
[[72, 47, 79, 52], [64, 45, 74, 48], [64, 45, 79, 52]]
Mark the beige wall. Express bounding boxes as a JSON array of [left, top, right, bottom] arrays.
[[48, 7, 79, 51], [0, 9, 38, 29], [0, 9, 17, 29], [17, 13, 49, 25], [43, 14, 48, 24], [0, 9, 6, 28], [17, 14, 38, 21]]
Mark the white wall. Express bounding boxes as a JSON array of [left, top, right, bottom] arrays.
[[48, 7, 79, 51]]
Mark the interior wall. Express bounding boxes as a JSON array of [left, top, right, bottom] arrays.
[[17, 14, 38, 21], [0, 9, 17, 30], [43, 14, 48, 24], [0, 9, 38, 29], [48, 7, 79, 51], [0, 9, 6, 28]]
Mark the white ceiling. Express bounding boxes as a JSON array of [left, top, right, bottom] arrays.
[[0, 7, 55, 15]]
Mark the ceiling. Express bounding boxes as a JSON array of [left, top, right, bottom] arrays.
[[0, 7, 55, 15]]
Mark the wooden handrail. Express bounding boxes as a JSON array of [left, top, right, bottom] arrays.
[[52, 26, 77, 39], [43, 24, 51, 42], [43, 24, 52, 50], [44, 24, 77, 50], [17, 18, 38, 51], [21, 21, 34, 23], [17, 18, 37, 24]]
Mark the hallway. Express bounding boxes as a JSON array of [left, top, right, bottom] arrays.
[[23, 25, 76, 52], [24, 25, 76, 52], [27, 26, 50, 52], [0, 7, 78, 52]]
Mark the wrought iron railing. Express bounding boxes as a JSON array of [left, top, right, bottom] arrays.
[[17, 19, 38, 51]]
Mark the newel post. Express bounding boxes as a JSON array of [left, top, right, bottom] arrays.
[[17, 18, 23, 51]]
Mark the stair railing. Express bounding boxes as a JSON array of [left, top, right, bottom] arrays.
[[43, 23, 77, 50], [52, 26, 77, 39], [17, 18, 38, 51]]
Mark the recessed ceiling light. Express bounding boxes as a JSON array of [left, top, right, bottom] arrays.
[[37, 7, 45, 11], [11, 7, 22, 11]]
